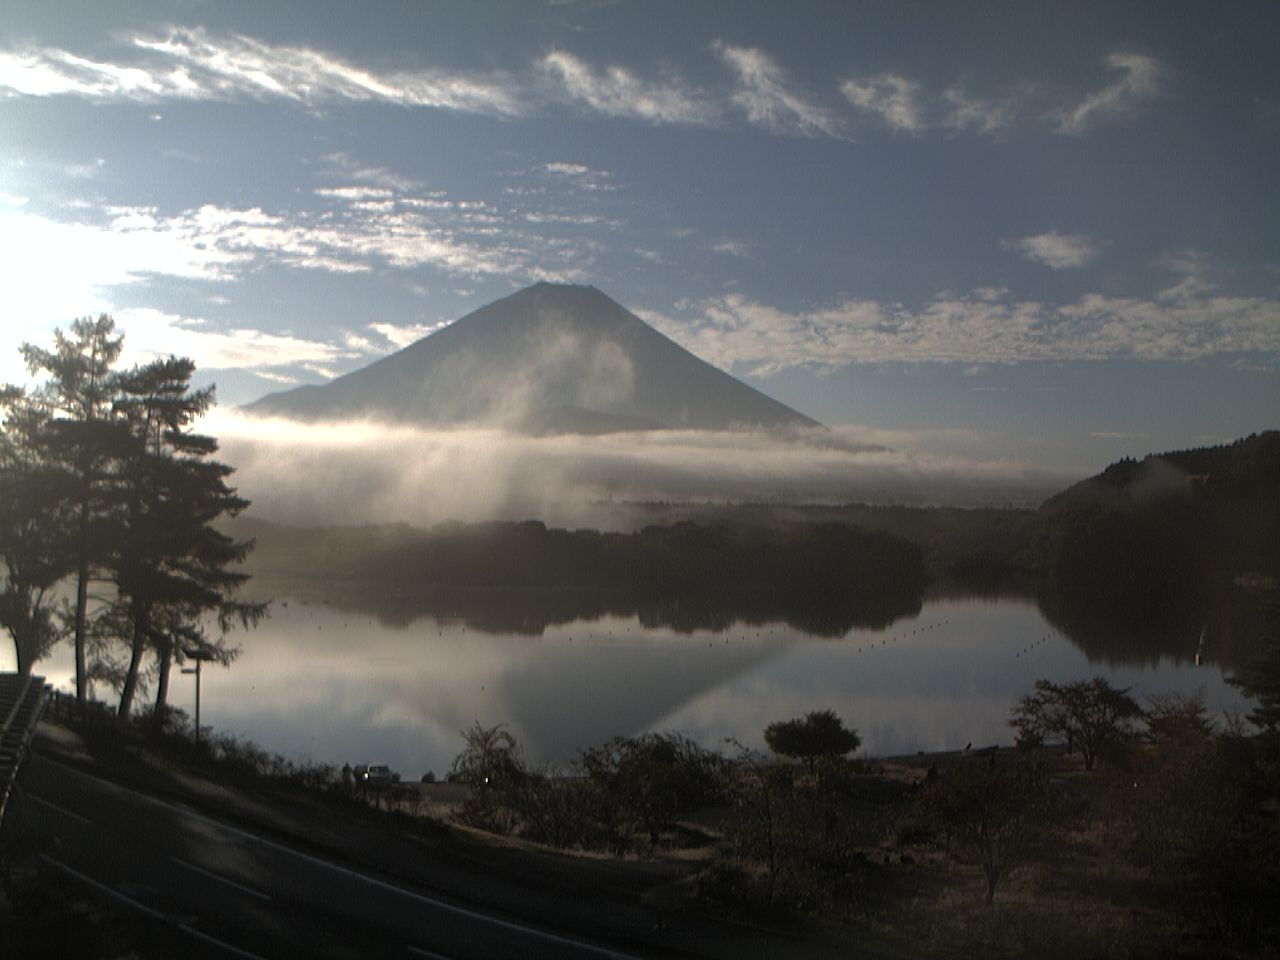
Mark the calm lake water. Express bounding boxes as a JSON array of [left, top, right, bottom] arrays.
[[18, 585, 1252, 781]]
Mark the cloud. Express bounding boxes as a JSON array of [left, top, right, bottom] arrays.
[[370, 320, 451, 349], [0, 205, 243, 378], [941, 86, 1016, 135], [541, 160, 615, 193], [2, 177, 596, 315], [642, 288, 1280, 374], [210, 413, 1069, 529], [0, 49, 165, 98], [1, 30, 1166, 143], [840, 74, 924, 134], [1010, 232, 1099, 269], [0, 27, 523, 115], [715, 43, 844, 138], [313, 186, 396, 202], [544, 162, 590, 176], [1056, 52, 1162, 135], [538, 50, 715, 124], [0, 189, 592, 384], [711, 239, 750, 258], [113, 308, 363, 374], [321, 154, 423, 194]]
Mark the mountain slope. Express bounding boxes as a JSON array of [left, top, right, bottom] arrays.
[[246, 283, 818, 433], [1035, 432, 1279, 642]]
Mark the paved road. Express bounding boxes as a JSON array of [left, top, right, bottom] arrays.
[[14, 751, 655, 960]]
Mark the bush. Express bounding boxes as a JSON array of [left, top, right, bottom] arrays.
[[578, 733, 720, 852]]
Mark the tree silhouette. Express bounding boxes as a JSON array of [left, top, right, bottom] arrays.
[[0, 388, 73, 673], [1228, 636, 1280, 735], [19, 315, 125, 704], [579, 732, 719, 851], [915, 756, 1052, 905], [450, 722, 528, 835], [764, 709, 862, 769], [1011, 677, 1143, 771], [5, 321, 264, 721], [108, 357, 264, 720]]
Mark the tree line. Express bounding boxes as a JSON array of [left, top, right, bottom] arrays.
[[0, 315, 264, 720], [241, 516, 931, 636], [438, 672, 1278, 946]]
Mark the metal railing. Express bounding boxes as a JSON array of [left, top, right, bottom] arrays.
[[0, 672, 52, 830]]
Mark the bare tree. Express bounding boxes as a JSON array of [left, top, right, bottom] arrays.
[[916, 756, 1053, 905]]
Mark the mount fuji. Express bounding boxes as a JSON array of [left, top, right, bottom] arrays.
[[246, 283, 818, 434]]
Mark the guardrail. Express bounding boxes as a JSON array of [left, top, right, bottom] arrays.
[[0, 671, 52, 830]]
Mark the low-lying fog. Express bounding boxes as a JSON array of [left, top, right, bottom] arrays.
[[210, 412, 1072, 529]]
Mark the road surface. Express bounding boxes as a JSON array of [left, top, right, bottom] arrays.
[[14, 750, 658, 959]]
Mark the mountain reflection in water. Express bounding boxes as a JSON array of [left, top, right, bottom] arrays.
[[24, 582, 1253, 782], [267, 577, 925, 638]]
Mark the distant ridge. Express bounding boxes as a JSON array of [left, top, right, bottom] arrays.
[[1042, 430, 1280, 509], [246, 283, 818, 433]]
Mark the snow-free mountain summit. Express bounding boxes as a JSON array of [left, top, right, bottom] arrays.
[[247, 284, 818, 433]]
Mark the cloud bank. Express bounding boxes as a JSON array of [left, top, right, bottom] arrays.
[[643, 286, 1280, 375], [211, 413, 1068, 530]]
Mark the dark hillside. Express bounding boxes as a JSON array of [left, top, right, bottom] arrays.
[[1037, 432, 1279, 650], [1041, 431, 1280, 578]]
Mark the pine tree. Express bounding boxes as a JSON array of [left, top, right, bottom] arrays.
[[0, 387, 74, 673], [20, 316, 125, 703], [108, 357, 265, 720]]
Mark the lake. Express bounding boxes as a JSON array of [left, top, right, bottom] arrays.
[[19, 585, 1252, 781]]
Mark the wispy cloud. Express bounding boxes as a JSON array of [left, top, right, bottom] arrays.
[[1010, 232, 1099, 269], [545, 161, 590, 176], [839, 74, 924, 134], [369, 320, 451, 349], [0, 31, 1166, 143], [1055, 52, 1162, 135], [644, 288, 1280, 374], [542, 160, 616, 192], [941, 86, 1017, 135], [714, 43, 844, 138], [538, 50, 715, 124], [711, 239, 750, 258], [0, 27, 524, 114], [114, 308, 364, 374], [172, 200, 526, 277], [0, 180, 600, 380]]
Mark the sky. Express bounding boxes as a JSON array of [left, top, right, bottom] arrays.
[[1, 0, 1277, 478]]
